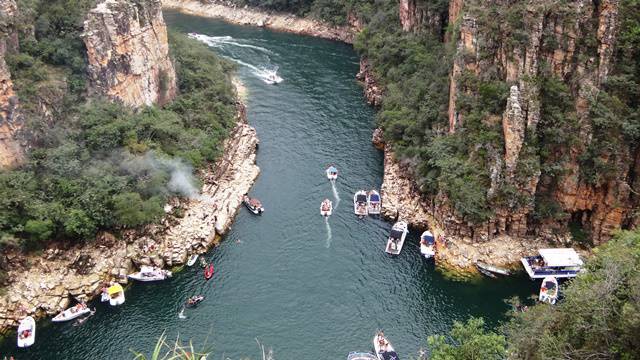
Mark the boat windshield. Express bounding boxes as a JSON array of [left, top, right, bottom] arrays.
[[421, 234, 435, 244], [369, 194, 380, 202], [356, 194, 367, 203], [390, 229, 404, 239]]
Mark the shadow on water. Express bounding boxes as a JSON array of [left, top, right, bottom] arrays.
[[0, 11, 539, 360]]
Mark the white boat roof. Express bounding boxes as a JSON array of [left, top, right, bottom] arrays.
[[539, 248, 583, 267]]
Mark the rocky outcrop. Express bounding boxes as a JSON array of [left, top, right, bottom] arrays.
[[0, 0, 22, 168], [0, 94, 259, 333], [83, 0, 177, 108], [162, 0, 356, 43], [502, 86, 525, 178], [356, 58, 383, 107]]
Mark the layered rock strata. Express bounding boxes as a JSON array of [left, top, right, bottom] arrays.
[[83, 0, 177, 107], [0, 0, 22, 168]]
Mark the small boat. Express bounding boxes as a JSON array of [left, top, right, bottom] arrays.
[[243, 194, 264, 215], [52, 303, 91, 323], [539, 276, 559, 304], [348, 352, 378, 360], [186, 295, 205, 307], [263, 71, 283, 85], [320, 199, 333, 216], [326, 165, 338, 180], [475, 261, 510, 277], [100, 290, 110, 302], [107, 283, 125, 306], [128, 265, 172, 282], [17, 316, 35, 348], [187, 254, 199, 267], [373, 331, 399, 360], [367, 190, 381, 215], [385, 221, 408, 255], [199, 257, 207, 268], [354, 190, 368, 216], [419, 230, 436, 259], [204, 264, 215, 280]]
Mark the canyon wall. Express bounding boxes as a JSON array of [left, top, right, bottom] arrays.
[[83, 0, 177, 108], [383, 0, 638, 264], [0, 0, 22, 168]]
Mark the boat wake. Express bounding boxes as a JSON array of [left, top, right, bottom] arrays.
[[330, 179, 340, 209], [325, 216, 332, 248], [188, 33, 283, 85], [178, 307, 186, 319]]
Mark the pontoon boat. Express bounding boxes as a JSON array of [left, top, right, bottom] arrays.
[[419, 230, 435, 259], [367, 190, 381, 215], [354, 190, 368, 216], [385, 221, 408, 255], [128, 265, 172, 282], [52, 303, 91, 322], [17, 316, 35, 348], [521, 248, 584, 279]]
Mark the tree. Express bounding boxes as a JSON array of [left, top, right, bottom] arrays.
[[428, 317, 506, 360]]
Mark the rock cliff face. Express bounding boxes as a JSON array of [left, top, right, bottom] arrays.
[[0, 0, 22, 168], [83, 0, 177, 108], [379, 0, 638, 268]]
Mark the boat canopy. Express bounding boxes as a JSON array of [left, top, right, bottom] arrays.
[[543, 279, 557, 290], [539, 248, 583, 267], [107, 284, 123, 295], [369, 193, 380, 202], [381, 351, 399, 360], [421, 231, 435, 244], [327, 166, 337, 173], [356, 194, 367, 203], [390, 229, 404, 239]]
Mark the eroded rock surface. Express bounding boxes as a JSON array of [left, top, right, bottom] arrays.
[[0, 0, 22, 168]]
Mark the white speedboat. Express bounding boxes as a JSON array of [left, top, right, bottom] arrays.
[[17, 316, 35, 348], [263, 71, 283, 85], [52, 303, 91, 323], [187, 254, 199, 267], [128, 265, 172, 282], [420, 230, 435, 259], [320, 199, 333, 216], [243, 194, 264, 215], [107, 283, 125, 306], [539, 276, 559, 304], [326, 166, 338, 180], [373, 332, 398, 360], [367, 190, 381, 215], [354, 190, 368, 216], [348, 352, 378, 360], [385, 221, 408, 255]]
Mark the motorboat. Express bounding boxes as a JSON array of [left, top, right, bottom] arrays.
[[187, 254, 199, 267], [204, 264, 215, 280], [326, 166, 338, 180], [475, 261, 510, 277], [354, 190, 368, 216], [539, 276, 559, 304], [367, 190, 381, 215], [373, 332, 399, 360], [419, 230, 435, 259], [347, 352, 378, 360], [107, 283, 125, 306], [186, 295, 205, 307], [263, 71, 283, 85], [521, 248, 584, 279], [128, 265, 172, 282], [17, 316, 35, 348], [52, 303, 91, 322], [320, 199, 333, 216], [385, 221, 408, 255], [243, 194, 264, 215]]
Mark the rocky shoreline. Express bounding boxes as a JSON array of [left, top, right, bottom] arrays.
[[0, 94, 260, 334], [162, 0, 356, 43]]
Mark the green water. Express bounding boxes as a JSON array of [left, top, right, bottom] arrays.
[[0, 12, 538, 359]]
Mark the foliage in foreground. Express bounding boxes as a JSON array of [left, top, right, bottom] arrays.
[[131, 332, 208, 360], [428, 317, 506, 360]]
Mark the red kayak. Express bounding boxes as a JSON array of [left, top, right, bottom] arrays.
[[204, 264, 214, 280]]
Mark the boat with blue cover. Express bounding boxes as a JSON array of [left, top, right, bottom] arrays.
[[420, 230, 435, 259], [521, 248, 584, 279]]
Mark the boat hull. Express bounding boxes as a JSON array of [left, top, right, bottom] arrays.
[[187, 254, 199, 267], [52, 307, 91, 322], [539, 276, 559, 304], [420, 243, 435, 259], [367, 190, 381, 215], [243, 200, 264, 215], [373, 334, 396, 360], [354, 191, 368, 216], [385, 221, 408, 255], [17, 316, 35, 348], [110, 293, 125, 306], [320, 201, 333, 216]]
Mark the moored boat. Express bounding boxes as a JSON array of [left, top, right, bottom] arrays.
[[320, 199, 333, 216], [243, 194, 264, 215], [17, 316, 35, 348], [107, 283, 125, 306], [367, 190, 381, 215], [521, 248, 584, 279], [204, 264, 215, 280], [326, 165, 338, 180], [373, 331, 399, 360], [385, 221, 408, 255], [419, 230, 435, 259], [539, 276, 559, 304], [52, 303, 91, 323], [354, 190, 368, 216], [186, 295, 205, 307], [475, 261, 510, 277], [348, 352, 378, 360], [187, 254, 199, 267], [128, 265, 172, 282]]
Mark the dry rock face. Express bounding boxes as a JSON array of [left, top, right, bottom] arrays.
[[83, 0, 177, 107], [356, 58, 383, 107], [0, 102, 260, 333], [0, 0, 23, 168]]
